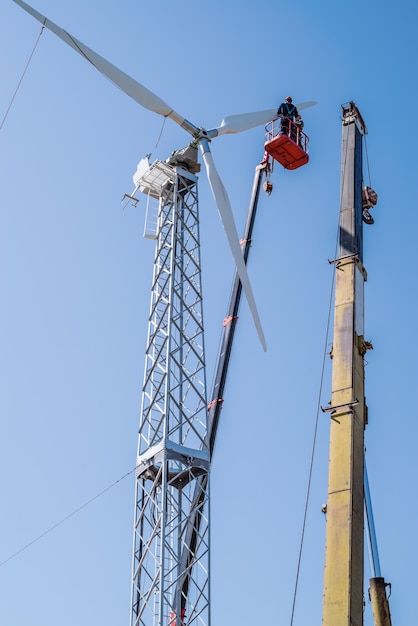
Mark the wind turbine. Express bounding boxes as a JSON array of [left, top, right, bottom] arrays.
[[12, 0, 316, 352], [11, 2, 316, 625]]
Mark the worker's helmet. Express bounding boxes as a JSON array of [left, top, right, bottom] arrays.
[[285, 96, 293, 103]]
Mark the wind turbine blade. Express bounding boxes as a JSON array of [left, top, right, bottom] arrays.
[[296, 100, 318, 111], [12, 0, 186, 126], [213, 101, 318, 136], [214, 109, 280, 136], [200, 146, 267, 352]]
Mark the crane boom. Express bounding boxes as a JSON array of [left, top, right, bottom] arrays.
[[177, 157, 267, 611], [208, 160, 266, 450], [322, 102, 368, 626], [322, 102, 393, 626]]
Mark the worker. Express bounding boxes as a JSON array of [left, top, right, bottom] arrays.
[[277, 96, 299, 137]]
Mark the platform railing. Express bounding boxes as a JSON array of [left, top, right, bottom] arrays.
[[265, 116, 309, 153]]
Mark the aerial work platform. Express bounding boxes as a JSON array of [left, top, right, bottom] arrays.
[[264, 117, 309, 170]]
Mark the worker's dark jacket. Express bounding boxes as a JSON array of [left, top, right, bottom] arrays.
[[277, 102, 299, 120]]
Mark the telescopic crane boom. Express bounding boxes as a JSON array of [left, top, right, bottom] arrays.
[[176, 154, 270, 620], [208, 158, 268, 449], [322, 102, 392, 626]]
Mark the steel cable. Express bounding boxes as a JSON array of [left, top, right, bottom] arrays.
[[0, 25, 44, 131]]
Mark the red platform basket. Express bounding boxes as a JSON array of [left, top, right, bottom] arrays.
[[264, 118, 309, 170]]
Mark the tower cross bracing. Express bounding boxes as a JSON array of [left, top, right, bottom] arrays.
[[131, 161, 210, 626]]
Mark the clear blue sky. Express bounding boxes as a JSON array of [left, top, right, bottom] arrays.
[[1, 1, 417, 625]]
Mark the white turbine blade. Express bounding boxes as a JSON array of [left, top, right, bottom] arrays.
[[200, 147, 267, 352], [296, 100, 318, 111], [12, 0, 185, 126], [213, 101, 318, 136], [215, 109, 280, 136]]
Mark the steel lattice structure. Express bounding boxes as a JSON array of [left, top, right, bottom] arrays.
[[131, 154, 210, 626]]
